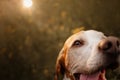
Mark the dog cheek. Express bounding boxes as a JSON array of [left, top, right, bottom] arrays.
[[65, 50, 77, 70]]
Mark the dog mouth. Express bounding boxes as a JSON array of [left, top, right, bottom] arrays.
[[74, 69, 106, 80], [73, 63, 118, 80]]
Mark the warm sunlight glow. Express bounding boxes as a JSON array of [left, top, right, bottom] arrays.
[[23, 0, 33, 8]]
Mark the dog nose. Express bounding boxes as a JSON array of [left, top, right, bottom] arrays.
[[99, 36, 120, 53]]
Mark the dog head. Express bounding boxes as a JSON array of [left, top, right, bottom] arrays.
[[55, 30, 120, 80]]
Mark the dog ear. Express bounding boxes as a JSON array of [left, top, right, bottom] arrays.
[[54, 47, 67, 80]]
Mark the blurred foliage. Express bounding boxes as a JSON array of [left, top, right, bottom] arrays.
[[0, 0, 119, 80]]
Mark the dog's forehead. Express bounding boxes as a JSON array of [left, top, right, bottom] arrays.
[[84, 30, 105, 39], [64, 30, 105, 47]]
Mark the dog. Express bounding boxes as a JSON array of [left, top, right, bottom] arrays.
[[54, 30, 120, 80]]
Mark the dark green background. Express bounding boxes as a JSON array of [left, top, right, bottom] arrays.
[[0, 0, 120, 80]]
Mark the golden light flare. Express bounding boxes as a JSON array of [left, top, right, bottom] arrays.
[[23, 0, 33, 8]]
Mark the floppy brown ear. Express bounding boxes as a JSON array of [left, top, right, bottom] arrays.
[[54, 48, 67, 80]]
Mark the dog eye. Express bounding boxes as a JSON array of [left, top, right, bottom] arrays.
[[72, 40, 84, 47]]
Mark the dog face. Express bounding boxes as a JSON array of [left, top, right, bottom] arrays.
[[55, 30, 120, 80], [65, 30, 107, 74]]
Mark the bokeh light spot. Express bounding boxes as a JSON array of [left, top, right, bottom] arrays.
[[23, 0, 33, 8]]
